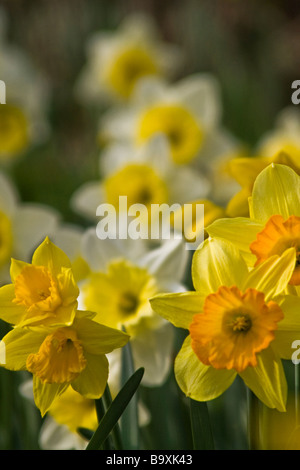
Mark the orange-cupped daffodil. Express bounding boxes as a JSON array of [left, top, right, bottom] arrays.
[[150, 237, 300, 411], [206, 163, 300, 297]]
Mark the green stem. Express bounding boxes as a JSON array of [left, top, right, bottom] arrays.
[[247, 388, 260, 450]]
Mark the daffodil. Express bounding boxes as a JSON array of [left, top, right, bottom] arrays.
[[223, 107, 300, 218], [71, 137, 210, 222], [100, 74, 222, 166], [206, 163, 300, 296], [78, 228, 188, 386], [1, 310, 129, 416], [0, 237, 80, 328], [150, 237, 300, 411], [0, 12, 50, 161], [0, 171, 60, 284], [75, 13, 182, 104]]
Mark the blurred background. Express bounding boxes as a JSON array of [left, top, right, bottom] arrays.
[[0, 0, 300, 450], [1, 0, 300, 224]]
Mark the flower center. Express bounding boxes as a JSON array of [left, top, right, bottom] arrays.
[[227, 313, 252, 333], [250, 214, 300, 285], [104, 163, 169, 216], [26, 328, 87, 384], [137, 104, 204, 164], [0, 104, 29, 158], [82, 260, 158, 334], [189, 285, 283, 373], [106, 46, 158, 99], [13, 265, 62, 316]]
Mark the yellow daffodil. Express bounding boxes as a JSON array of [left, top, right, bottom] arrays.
[[150, 237, 300, 411], [1, 310, 129, 416], [206, 163, 300, 296], [0, 237, 80, 328], [225, 151, 300, 218], [75, 13, 182, 104]]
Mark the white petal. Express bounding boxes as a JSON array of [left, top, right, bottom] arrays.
[[71, 181, 105, 220], [11, 203, 60, 261]]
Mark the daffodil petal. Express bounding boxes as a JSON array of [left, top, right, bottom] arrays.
[[32, 237, 72, 276], [150, 291, 206, 329], [251, 163, 300, 222], [226, 156, 271, 188], [192, 237, 248, 295], [239, 347, 287, 412], [242, 248, 296, 301], [130, 322, 174, 386], [71, 352, 108, 399], [10, 259, 31, 283], [75, 314, 129, 355], [33, 376, 68, 417], [273, 295, 300, 359], [174, 335, 236, 401], [2, 327, 46, 370], [0, 284, 25, 325], [206, 217, 263, 265]]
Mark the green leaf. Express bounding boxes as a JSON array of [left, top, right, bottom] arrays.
[[77, 427, 94, 441], [85, 367, 144, 450], [120, 333, 140, 450], [189, 398, 214, 450]]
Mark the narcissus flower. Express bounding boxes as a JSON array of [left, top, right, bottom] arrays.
[[100, 74, 222, 166], [206, 164, 300, 296], [0, 14, 50, 161], [75, 13, 182, 104], [150, 237, 300, 411], [78, 228, 188, 386], [71, 137, 209, 222], [1, 310, 129, 416], [0, 237, 80, 327]]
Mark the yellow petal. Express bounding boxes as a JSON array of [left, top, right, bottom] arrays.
[[10, 259, 30, 283], [206, 217, 263, 266], [33, 376, 69, 417], [75, 314, 130, 355], [71, 352, 108, 399], [225, 187, 251, 218], [192, 237, 248, 295], [227, 156, 271, 188], [251, 164, 300, 223], [242, 248, 296, 301], [149, 291, 206, 330], [32, 237, 72, 277], [1, 327, 46, 370], [174, 335, 236, 401], [239, 347, 287, 412], [0, 284, 25, 325]]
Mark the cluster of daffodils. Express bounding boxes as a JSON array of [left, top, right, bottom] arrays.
[[151, 163, 300, 412], [1, 8, 300, 450]]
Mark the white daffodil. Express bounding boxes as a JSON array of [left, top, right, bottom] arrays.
[[0, 171, 59, 284], [75, 12, 182, 105], [71, 136, 210, 223], [78, 227, 189, 387], [99, 73, 223, 166], [0, 10, 50, 162]]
